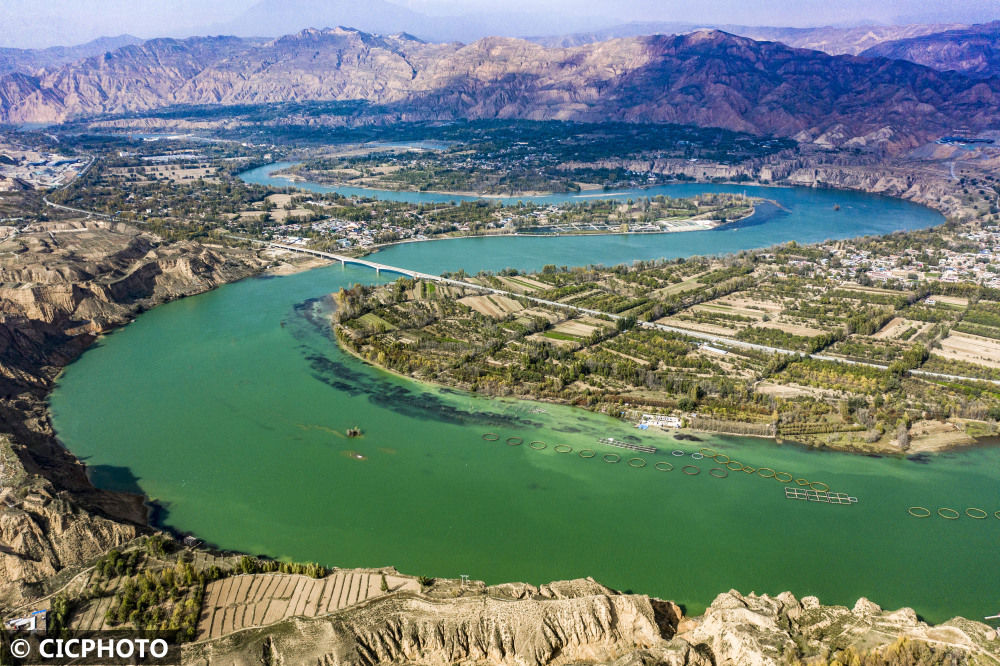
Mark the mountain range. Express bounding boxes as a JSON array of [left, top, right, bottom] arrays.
[[527, 22, 966, 56], [861, 21, 1000, 78], [0, 26, 997, 152]]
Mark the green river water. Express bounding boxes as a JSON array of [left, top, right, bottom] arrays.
[[47, 180, 1000, 623]]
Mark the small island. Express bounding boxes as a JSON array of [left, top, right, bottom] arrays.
[[240, 187, 763, 250]]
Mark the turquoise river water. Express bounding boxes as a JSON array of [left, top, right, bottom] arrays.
[[48, 171, 1000, 623]]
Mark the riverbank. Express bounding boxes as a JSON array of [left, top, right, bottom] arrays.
[[334, 324, 995, 457], [50, 238, 1000, 626], [262, 252, 332, 275], [333, 320, 794, 447], [353, 205, 764, 258], [0, 221, 264, 604], [255, 155, 964, 222]]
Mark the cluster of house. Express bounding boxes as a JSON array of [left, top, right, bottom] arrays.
[[856, 242, 1000, 289], [260, 203, 512, 248], [637, 413, 683, 429], [268, 217, 410, 249], [774, 234, 1000, 289]]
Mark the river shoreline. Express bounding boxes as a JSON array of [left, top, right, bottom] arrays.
[[355, 207, 761, 258], [330, 317, 988, 457], [48, 227, 1000, 624], [246, 157, 961, 222]]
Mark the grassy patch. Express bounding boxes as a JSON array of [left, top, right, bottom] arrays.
[[542, 330, 582, 341], [358, 313, 396, 331]]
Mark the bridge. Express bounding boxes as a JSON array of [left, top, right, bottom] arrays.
[[269, 242, 1000, 387], [268, 242, 632, 316], [268, 243, 432, 279]]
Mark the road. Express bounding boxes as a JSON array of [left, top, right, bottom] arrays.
[[41, 198, 112, 220], [41, 156, 113, 219]]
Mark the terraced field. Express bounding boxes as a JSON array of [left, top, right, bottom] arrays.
[[196, 570, 419, 640], [69, 549, 244, 632], [69, 574, 127, 631]]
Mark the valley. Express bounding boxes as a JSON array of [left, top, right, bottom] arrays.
[[1, 11, 1000, 663]]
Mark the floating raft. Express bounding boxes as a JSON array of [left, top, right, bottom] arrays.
[[598, 437, 657, 454], [785, 487, 857, 504]]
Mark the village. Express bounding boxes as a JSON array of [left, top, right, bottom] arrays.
[[767, 226, 1000, 290]]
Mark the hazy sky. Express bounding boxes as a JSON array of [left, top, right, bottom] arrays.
[[1, 0, 998, 49]]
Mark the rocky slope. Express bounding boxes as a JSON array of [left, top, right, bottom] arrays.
[[2, 28, 999, 150], [0, 219, 262, 604], [862, 22, 1000, 79], [0, 439, 137, 606], [182, 580, 1000, 665]]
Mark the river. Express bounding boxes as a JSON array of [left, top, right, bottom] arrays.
[[242, 162, 942, 272], [49, 171, 997, 624]]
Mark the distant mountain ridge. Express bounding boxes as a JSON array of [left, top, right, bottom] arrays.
[[861, 21, 1000, 79], [0, 35, 142, 77], [209, 0, 610, 45], [0, 27, 997, 152], [528, 22, 966, 56]]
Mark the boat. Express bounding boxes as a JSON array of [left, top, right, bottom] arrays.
[[598, 437, 657, 454]]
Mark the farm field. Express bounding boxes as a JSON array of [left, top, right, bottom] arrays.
[[937, 331, 1000, 368], [197, 570, 419, 640], [458, 294, 523, 318], [333, 243, 1000, 453]]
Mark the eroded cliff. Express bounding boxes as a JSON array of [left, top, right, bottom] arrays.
[[182, 580, 1000, 666], [0, 219, 263, 604]]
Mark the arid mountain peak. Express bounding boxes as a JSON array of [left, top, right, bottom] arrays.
[[0, 28, 996, 151]]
